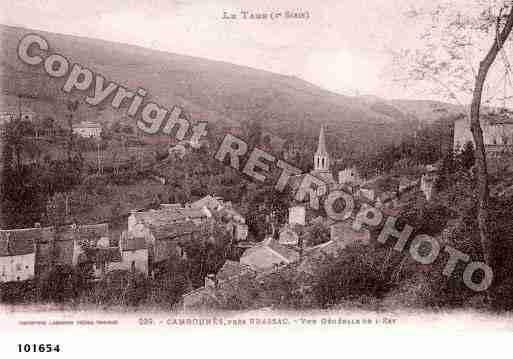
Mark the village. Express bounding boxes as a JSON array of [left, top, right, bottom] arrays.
[[3, 99, 512, 311]]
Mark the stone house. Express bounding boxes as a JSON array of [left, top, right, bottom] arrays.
[[126, 207, 214, 273]]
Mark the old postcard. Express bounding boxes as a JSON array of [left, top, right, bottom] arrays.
[[1, 0, 513, 356]]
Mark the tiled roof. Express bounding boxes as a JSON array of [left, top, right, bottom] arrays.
[[268, 241, 300, 262], [159, 203, 183, 210], [133, 207, 210, 226], [0, 229, 36, 256], [190, 195, 225, 211], [289, 172, 334, 196], [0, 223, 108, 256], [216, 260, 255, 282], [57, 223, 109, 242], [148, 221, 210, 240], [242, 241, 300, 270], [77, 223, 109, 242]]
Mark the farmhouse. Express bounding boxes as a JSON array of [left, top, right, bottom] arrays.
[[126, 206, 213, 268]]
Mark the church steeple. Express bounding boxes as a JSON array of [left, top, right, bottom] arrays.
[[314, 125, 329, 172]]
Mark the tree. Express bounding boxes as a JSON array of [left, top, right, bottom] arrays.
[[390, 2, 513, 266], [458, 141, 476, 170], [469, 6, 513, 266], [304, 221, 330, 247]]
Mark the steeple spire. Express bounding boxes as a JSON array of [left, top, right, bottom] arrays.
[[314, 125, 330, 172]]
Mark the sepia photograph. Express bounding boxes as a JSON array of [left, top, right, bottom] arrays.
[[1, 0, 513, 356]]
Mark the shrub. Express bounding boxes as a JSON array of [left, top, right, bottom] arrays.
[[92, 270, 149, 307]]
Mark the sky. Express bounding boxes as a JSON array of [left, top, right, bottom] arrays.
[[0, 0, 488, 101]]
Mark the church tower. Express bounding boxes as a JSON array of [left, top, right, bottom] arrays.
[[314, 125, 330, 172]]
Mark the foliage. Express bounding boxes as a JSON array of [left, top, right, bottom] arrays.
[[457, 141, 476, 170], [150, 259, 190, 307], [312, 245, 390, 308], [90, 270, 149, 306], [304, 221, 330, 247], [179, 225, 233, 287]]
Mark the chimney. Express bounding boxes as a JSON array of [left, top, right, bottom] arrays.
[[34, 222, 41, 228]]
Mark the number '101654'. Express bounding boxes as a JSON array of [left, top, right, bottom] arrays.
[[18, 344, 61, 353]]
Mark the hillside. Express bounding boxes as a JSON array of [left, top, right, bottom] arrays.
[[0, 24, 461, 155]]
